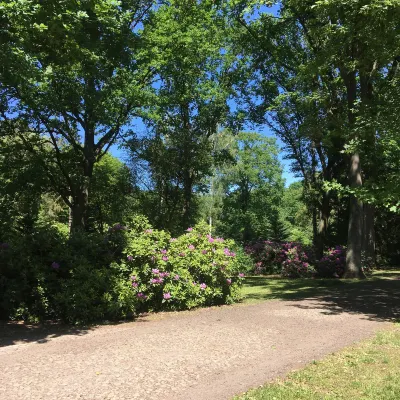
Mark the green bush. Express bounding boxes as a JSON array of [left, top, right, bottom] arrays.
[[120, 221, 244, 311], [0, 218, 245, 323]]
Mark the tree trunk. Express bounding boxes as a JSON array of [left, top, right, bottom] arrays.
[[341, 64, 365, 279], [315, 192, 331, 260], [362, 203, 375, 269], [70, 147, 95, 233], [344, 153, 365, 279]]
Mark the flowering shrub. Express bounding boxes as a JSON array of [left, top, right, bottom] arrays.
[[120, 221, 244, 311], [245, 240, 282, 275], [245, 240, 315, 277], [278, 242, 315, 278], [1, 218, 245, 323], [315, 246, 347, 278]]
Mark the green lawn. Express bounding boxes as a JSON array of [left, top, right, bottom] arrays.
[[240, 271, 400, 322], [241, 270, 400, 304], [234, 328, 400, 400], [236, 271, 400, 400]]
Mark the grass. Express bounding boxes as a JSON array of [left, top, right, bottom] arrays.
[[234, 328, 400, 400], [241, 270, 400, 305], [240, 271, 400, 323], [235, 271, 400, 399]]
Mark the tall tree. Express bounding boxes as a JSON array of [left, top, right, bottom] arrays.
[[127, 0, 233, 233], [229, 0, 400, 276], [217, 132, 285, 242], [0, 0, 157, 232]]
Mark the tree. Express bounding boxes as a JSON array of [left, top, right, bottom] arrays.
[[281, 182, 313, 245], [127, 0, 233, 233], [88, 154, 135, 233], [0, 0, 156, 232], [217, 132, 285, 242], [228, 0, 400, 276]]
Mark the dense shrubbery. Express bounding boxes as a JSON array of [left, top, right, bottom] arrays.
[[118, 221, 244, 311], [245, 241, 373, 278], [0, 219, 244, 323], [315, 246, 346, 278], [245, 240, 315, 278]]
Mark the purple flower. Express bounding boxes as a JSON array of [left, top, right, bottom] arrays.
[[200, 283, 207, 290], [162, 256, 169, 262], [170, 238, 177, 242], [224, 248, 230, 255], [150, 278, 163, 284], [192, 282, 197, 286], [112, 223, 127, 231], [127, 255, 134, 262], [179, 252, 186, 257], [238, 273, 245, 278], [131, 282, 138, 288], [186, 227, 193, 232], [51, 262, 60, 269], [208, 238, 214, 243], [163, 292, 171, 300], [174, 274, 180, 280], [216, 237, 224, 243], [130, 275, 137, 281], [202, 250, 208, 255], [145, 229, 153, 234], [161, 249, 167, 254], [137, 292, 147, 299], [152, 268, 160, 275], [188, 245, 195, 250], [160, 272, 170, 278], [226, 278, 232, 285]]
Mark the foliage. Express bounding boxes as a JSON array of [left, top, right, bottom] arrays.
[[120, 221, 244, 311], [0, 0, 157, 231], [279, 242, 315, 279], [280, 182, 313, 245], [0, 218, 244, 322], [245, 240, 314, 278], [315, 246, 346, 278], [127, 1, 232, 234], [88, 154, 136, 233], [0, 223, 137, 323], [216, 132, 285, 242]]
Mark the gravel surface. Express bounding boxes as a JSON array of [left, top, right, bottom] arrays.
[[0, 299, 391, 400]]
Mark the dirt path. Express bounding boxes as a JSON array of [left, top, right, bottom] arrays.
[[0, 299, 391, 400]]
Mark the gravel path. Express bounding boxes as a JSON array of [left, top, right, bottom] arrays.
[[0, 299, 391, 400]]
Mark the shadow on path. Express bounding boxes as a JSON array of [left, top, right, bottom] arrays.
[[0, 322, 92, 348], [244, 273, 400, 322]]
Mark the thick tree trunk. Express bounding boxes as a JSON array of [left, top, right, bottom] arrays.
[[344, 153, 365, 279]]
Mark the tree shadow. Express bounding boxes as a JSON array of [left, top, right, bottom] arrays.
[[0, 321, 92, 348], [289, 279, 400, 322], [244, 273, 400, 322]]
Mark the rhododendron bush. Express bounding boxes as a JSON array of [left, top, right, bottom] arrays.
[[245, 240, 316, 278], [1, 217, 243, 323], [315, 246, 346, 278], [115, 221, 244, 311]]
